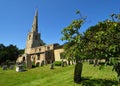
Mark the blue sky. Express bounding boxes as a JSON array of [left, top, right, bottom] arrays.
[[0, 0, 120, 49]]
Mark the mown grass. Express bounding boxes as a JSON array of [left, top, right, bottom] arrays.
[[0, 62, 118, 86]]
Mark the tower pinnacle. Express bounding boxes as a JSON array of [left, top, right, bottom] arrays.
[[31, 9, 38, 32]]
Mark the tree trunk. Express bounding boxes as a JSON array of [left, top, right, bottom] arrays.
[[74, 61, 83, 83]]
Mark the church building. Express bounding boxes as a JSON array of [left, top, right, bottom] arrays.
[[17, 9, 64, 68]]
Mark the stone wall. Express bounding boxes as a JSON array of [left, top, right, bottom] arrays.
[[54, 48, 64, 61]]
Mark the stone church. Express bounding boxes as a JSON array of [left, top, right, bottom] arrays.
[[17, 9, 64, 68]]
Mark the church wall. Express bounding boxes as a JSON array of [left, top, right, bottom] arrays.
[[16, 9, 65, 68], [30, 44, 56, 54], [16, 54, 27, 63], [45, 50, 55, 64], [16, 56, 23, 62], [39, 53, 45, 61], [26, 55, 32, 68], [54, 49, 64, 61], [29, 53, 46, 65]]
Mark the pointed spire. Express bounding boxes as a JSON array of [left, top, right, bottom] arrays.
[[35, 8, 38, 17], [31, 9, 38, 32]]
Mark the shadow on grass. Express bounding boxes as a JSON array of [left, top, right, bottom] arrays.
[[78, 77, 118, 86]]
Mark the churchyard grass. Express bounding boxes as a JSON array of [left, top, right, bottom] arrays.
[[0, 62, 118, 86]]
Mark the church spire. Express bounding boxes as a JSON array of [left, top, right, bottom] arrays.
[[31, 9, 38, 32], [25, 8, 43, 54]]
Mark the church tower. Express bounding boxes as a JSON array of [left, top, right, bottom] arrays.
[[25, 9, 42, 54]]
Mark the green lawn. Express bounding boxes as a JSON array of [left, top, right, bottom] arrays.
[[0, 63, 118, 86]]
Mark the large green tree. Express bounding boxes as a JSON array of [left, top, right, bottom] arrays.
[[0, 44, 19, 65], [84, 13, 120, 82], [61, 11, 85, 83], [84, 14, 120, 62], [61, 12, 120, 83]]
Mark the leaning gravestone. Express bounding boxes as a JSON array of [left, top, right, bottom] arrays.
[[2, 65, 7, 70]]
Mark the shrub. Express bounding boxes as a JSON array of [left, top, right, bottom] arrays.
[[54, 61, 61, 66]]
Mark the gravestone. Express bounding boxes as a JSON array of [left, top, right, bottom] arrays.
[[50, 62, 54, 69], [89, 59, 94, 64], [64, 61, 67, 66], [61, 60, 64, 67], [16, 63, 24, 72], [9, 65, 14, 70], [94, 59, 98, 66], [2, 65, 7, 70]]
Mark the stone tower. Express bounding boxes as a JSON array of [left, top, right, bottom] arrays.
[[25, 9, 42, 54]]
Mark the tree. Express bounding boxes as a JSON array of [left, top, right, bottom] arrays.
[[61, 11, 85, 83], [6, 44, 19, 61], [18, 49, 24, 55], [0, 44, 5, 49], [84, 15, 120, 62], [0, 44, 19, 65], [84, 13, 120, 82], [84, 22, 110, 65]]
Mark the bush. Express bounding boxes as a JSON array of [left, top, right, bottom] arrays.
[[54, 61, 61, 66], [109, 57, 117, 66]]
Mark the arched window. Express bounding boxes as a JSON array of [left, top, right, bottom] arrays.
[[47, 46, 50, 50], [23, 57, 25, 62], [37, 54, 40, 60], [29, 35, 31, 40], [39, 48, 41, 52]]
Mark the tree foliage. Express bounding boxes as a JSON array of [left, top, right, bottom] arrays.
[[0, 44, 20, 65], [61, 13, 120, 83], [84, 14, 120, 61], [61, 11, 86, 83], [61, 19, 85, 61]]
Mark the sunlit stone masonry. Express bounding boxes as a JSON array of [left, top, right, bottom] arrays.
[[16, 9, 65, 68]]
